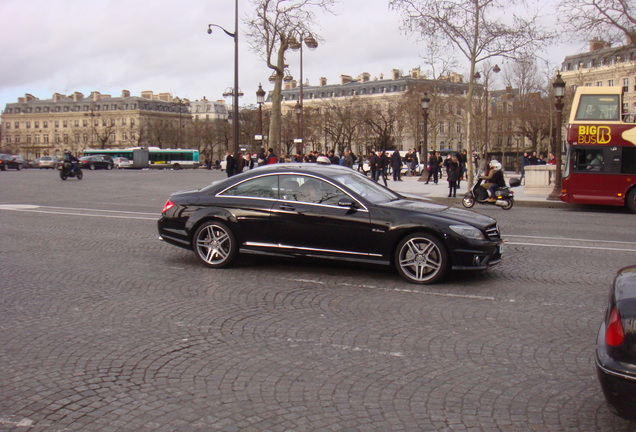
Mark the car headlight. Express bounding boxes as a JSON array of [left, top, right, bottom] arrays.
[[449, 224, 485, 240]]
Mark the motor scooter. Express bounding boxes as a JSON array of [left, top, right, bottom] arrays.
[[59, 161, 83, 180], [462, 177, 515, 210]]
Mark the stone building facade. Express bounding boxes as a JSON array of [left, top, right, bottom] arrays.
[[274, 67, 473, 155], [560, 38, 636, 114], [1, 90, 191, 159]]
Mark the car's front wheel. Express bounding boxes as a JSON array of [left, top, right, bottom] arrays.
[[193, 221, 238, 268], [394, 232, 449, 284]]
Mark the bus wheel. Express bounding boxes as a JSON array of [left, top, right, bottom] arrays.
[[627, 189, 636, 213], [173, 163, 181, 170]]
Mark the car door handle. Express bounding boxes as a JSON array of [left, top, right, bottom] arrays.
[[278, 204, 296, 212]]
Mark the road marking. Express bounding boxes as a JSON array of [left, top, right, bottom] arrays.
[[506, 242, 636, 253], [0, 204, 157, 220]]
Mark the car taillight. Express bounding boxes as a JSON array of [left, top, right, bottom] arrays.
[[162, 200, 175, 213], [606, 307, 625, 347]]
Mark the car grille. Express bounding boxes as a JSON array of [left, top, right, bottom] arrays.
[[485, 224, 501, 241]]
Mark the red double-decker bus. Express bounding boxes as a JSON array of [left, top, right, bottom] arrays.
[[560, 86, 636, 212]]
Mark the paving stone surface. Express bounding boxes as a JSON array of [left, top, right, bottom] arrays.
[[0, 169, 635, 431]]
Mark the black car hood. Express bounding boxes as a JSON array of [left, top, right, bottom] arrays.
[[379, 198, 496, 226]]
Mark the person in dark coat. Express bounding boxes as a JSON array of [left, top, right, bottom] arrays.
[[446, 154, 462, 197], [425, 151, 440, 184], [225, 150, 236, 177], [390, 151, 403, 181]]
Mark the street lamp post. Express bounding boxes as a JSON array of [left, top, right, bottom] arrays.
[[289, 33, 318, 152], [418, 94, 430, 182], [208, 0, 239, 156], [548, 73, 566, 201], [256, 84, 266, 145], [294, 101, 302, 153], [474, 64, 500, 166]]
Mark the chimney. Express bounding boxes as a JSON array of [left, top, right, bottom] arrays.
[[340, 74, 352, 84], [52, 93, 65, 102], [358, 72, 370, 83], [121, 90, 130, 98], [589, 37, 609, 52], [410, 67, 421, 79], [141, 91, 153, 99], [24, 93, 37, 102], [392, 69, 401, 80], [319, 77, 327, 86], [72, 92, 84, 102], [91, 91, 101, 101]]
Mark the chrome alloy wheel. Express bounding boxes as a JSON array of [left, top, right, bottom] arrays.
[[395, 233, 448, 284], [193, 222, 237, 268]]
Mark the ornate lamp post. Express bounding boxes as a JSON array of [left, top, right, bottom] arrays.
[[548, 73, 566, 201], [256, 84, 266, 145], [207, 0, 239, 156], [289, 33, 318, 151], [418, 94, 430, 181], [474, 64, 500, 165], [294, 101, 302, 153]]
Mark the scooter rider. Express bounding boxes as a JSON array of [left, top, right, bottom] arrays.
[[481, 160, 505, 202]]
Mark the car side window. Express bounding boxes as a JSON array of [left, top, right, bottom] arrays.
[[220, 175, 278, 199], [282, 175, 348, 205]]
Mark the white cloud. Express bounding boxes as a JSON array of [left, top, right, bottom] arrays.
[[0, 0, 581, 110]]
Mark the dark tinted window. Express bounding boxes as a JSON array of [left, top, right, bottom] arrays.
[[622, 147, 636, 174], [220, 175, 278, 199]]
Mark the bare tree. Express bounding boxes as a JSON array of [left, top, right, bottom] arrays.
[[245, 0, 337, 153], [557, 0, 636, 46], [389, 0, 555, 185]]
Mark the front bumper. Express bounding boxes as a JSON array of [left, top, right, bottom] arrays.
[[451, 241, 503, 270]]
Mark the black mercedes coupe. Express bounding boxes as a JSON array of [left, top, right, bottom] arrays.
[[596, 265, 636, 420], [158, 164, 503, 284]]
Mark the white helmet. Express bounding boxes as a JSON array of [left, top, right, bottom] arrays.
[[489, 160, 502, 170], [316, 155, 331, 164]]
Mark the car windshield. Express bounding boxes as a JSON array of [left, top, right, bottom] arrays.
[[330, 171, 400, 204]]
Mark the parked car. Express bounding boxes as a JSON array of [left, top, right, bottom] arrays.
[[0, 153, 22, 170], [113, 157, 132, 169], [12, 155, 27, 169], [596, 265, 636, 421], [37, 155, 59, 169], [158, 163, 503, 284], [78, 155, 114, 170]]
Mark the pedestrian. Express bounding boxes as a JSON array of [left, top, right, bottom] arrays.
[[266, 148, 278, 164], [404, 150, 414, 176], [390, 150, 403, 181], [425, 151, 439, 184], [446, 154, 462, 197], [224, 150, 236, 177], [236, 151, 245, 174], [343, 150, 355, 168], [520, 151, 529, 185], [379, 150, 389, 186], [369, 151, 380, 182], [411, 150, 419, 176]]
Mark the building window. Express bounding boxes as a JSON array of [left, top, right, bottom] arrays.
[[74, 120, 79, 127], [44, 107, 49, 113], [64, 106, 69, 112], [608, 80, 614, 86], [35, 135, 40, 144], [14, 122, 19, 129], [5, 136, 11, 144], [63, 134, 69, 144], [15, 135, 20, 143], [121, 118, 126, 126], [34, 121, 39, 128], [26, 135, 31, 144], [131, 119, 135, 126], [63, 121, 68, 128], [5, 123, 9, 129], [55, 121, 59, 128], [43, 135, 49, 144], [83, 119, 88, 127], [596, 81, 603, 86], [26, 121, 31, 129], [623, 78, 629, 92]]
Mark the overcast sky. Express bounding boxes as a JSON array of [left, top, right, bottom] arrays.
[[0, 0, 585, 110]]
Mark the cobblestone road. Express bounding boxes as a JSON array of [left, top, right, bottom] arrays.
[[1, 169, 635, 431]]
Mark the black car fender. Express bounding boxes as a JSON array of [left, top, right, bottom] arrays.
[[185, 206, 236, 241]]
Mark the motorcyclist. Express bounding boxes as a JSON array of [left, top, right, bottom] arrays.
[[63, 149, 79, 173], [480, 160, 506, 202]]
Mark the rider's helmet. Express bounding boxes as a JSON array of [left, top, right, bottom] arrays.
[[316, 155, 331, 164], [489, 160, 502, 170]]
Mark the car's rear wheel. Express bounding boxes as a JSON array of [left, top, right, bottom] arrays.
[[394, 232, 449, 284], [90, 163, 95, 170], [193, 221, 238, 268]]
